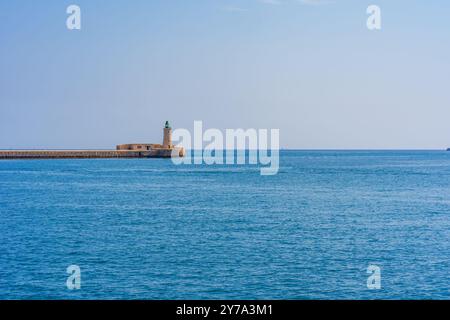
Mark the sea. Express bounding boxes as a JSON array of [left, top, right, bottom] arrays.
[[0, 150, 449, 299]]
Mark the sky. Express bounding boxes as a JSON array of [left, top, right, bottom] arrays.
[[0, 0, 449, 149]]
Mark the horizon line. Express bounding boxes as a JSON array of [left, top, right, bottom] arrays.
[[0, 148, 448, 152]]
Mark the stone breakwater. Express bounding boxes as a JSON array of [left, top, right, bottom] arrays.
[[0, 149, 181, 159], [0, 121, 185, 160]]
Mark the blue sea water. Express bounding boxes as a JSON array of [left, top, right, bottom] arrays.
[[0, 150, 449, 300]]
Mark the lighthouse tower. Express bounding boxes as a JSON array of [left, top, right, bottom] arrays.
[[163, 121, 172, 148]]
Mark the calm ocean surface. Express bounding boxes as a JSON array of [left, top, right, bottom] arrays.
[[0, 151, 449, 299]]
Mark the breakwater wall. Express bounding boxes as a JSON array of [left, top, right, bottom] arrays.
[[0, 149, 179, 159]]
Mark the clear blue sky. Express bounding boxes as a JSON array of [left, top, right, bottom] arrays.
[[1, 0, 449, 149]]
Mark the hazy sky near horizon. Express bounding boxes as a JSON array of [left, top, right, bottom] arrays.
[[1, 0, 449, 149]]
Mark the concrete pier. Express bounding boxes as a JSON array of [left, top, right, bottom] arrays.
[[0, 149, 180, 159]]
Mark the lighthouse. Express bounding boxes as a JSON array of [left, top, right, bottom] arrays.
[[163, 121, 172, 148]]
